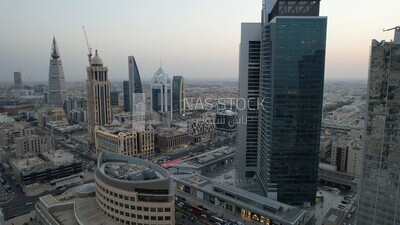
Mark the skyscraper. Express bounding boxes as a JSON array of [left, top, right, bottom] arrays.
[[128, 56, 143, 113], [357, 27, 400, 225], [14, 71, 22, 90], [237, 23, 261, 179], [172, 75, 185, 114], [86, 50, 112, 147], [123, 80, 130, 112], [110, 91, 119, 106], [258, 0, 326, 206], [48, 36, 67, 106], [151, 67, 172, 120], [237, 0, 326, 205]]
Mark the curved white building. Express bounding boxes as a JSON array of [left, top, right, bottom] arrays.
[[95, 151, 175, 225]]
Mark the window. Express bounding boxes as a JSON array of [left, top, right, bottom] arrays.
[[165, 216, 171, 221], [157, 208, 163, 212], [150, 208, 156, 212], [165, 208, 171, 212], [144, 207, 149, 212]]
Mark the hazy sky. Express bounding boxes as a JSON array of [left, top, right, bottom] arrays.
[[0, 0, 399, 83]]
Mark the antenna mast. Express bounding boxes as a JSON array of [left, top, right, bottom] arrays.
[[82, 26, 92, 62]]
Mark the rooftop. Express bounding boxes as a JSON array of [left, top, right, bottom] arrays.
[[172, 146, 236, 169], [102, 162, 160, 181]]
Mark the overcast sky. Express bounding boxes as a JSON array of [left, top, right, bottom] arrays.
[[0, 0, 399, 83]]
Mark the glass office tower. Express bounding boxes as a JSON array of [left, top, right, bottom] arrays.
[[357, 28, 400, 225], [257, 0, 327, 206]]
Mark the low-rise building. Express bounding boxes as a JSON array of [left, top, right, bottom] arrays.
[[188, 118, 216, 143], [15, 135, 53, 157], [215, 109, 237, 137], [170, 146, 235, 175], [95, 122, 154, 157], [0, 123, 35, 147], [322, 208, 345, 225], [173, 173, 306, 225], [10, 149, 82, 186], [155, 128, 189, 152]]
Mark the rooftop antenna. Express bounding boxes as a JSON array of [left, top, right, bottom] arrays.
[[82, 26, 92, 62]]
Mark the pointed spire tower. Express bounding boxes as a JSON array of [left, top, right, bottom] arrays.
[[47, 36, 67, 106]]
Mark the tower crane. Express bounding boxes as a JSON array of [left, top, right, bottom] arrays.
[[383, 26, 400, 32], [82, 26, 92, 62]]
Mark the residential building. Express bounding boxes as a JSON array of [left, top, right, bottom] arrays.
[[15, 135, 53, 157]]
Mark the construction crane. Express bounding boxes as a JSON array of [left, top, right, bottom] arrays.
[[383, 26, 400, 32], [82, 26, 92, 62]]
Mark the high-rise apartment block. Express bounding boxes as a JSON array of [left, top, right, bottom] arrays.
[[47, 37, 67, 106], [357, 27, 400, 225], [86, 50, 112, 146], [238, 0, 326, 206]]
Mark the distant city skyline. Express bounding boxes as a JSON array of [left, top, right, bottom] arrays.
[[0, 0, 399, 83]]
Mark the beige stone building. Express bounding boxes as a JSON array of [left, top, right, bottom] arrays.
[[346, 144, 362, 176], [15, 135, 53, 157], [0, 123, 35, 147], [95, 122, 154, 157]]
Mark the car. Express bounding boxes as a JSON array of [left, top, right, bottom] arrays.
[[201, 214, 207, 218], [25, 201, 33, 206], [341, 200, 348, 204], [348, 214, 352, 219]]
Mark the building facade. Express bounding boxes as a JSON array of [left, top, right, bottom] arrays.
[[357, 28, 400, 225], [172, 75, 185, 114], [237, 23, 261, 179], [86, 50, 112, 146], [95, 151, 175, 225], [95, 123, 154, 157], [188, 118, 216, 143], [15, 135, 53, 157], [257, 0, 327, 205], [47, 37, 67, 107], [330, 140, 349, 173]]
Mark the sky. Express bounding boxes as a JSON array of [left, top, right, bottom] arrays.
[[0, 0, 399, 83]]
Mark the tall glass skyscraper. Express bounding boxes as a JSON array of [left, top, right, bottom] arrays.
[[123, 81, 130, 112], [128, 56, 143, 113], [48, 36, 67, 106], [357, 28, 400, 225], [257, 0, 327, 206], [172, 75, 185, 114]]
